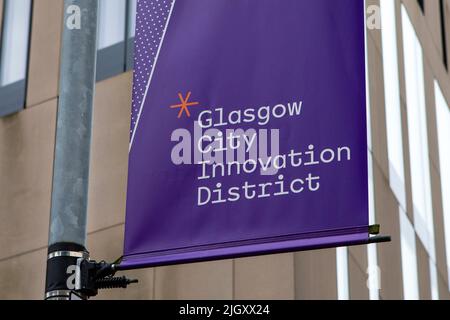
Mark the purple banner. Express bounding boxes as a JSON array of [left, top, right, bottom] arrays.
[[121, 0, 369, 269]]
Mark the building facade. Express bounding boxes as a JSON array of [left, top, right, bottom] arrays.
[[1, 0, 450, 300]]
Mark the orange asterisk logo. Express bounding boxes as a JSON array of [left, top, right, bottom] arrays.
[[169, 92, 201, 118]]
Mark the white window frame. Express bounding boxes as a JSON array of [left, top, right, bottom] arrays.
[[381, 0, 406, 209], [0, 0, 32, 117], [96, 0, 137, 81], [401, 6, 435, 259], [435, 80, 450, 288], [399, 207, 420, 300]]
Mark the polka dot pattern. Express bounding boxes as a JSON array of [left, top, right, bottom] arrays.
[[130, 0, 174, 139]]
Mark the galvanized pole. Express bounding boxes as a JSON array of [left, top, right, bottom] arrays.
[[45, 0, 98, 300]]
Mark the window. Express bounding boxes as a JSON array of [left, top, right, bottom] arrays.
[[381, 0, 406, 209], [430, 258, 439, 299], [365, 8, 380, 300], [399, 208, 419, 300], [417, 0, 424, 14], [336, 247, 349, 300], [0, 0, 32, 117], [127, 0, 137, 70], [96, 0, 136, 82], [402, 6, 435, 258], [439, 0, 448, 69], [367, 152, 380, 300], [336, 247, 350, 300], [435, 80, 450, 285]]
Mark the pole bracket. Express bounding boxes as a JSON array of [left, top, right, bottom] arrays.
[[45, 242, 138, 300], [73, 259, 138, 299]]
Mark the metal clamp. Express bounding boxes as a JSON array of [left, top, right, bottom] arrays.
[[48, 250, 89, 260], [45, 290, 72, 300]]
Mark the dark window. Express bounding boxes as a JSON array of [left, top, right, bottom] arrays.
[[96, 0, 136, 82], [417, 0, 425, 13], [0, 0, 33, 117], [440, 0, 448, 69]]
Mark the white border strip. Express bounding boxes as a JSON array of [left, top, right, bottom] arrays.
[[129, 0, 177, 151]]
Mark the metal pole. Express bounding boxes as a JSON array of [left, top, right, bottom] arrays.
[[45, 0, 98, 300]]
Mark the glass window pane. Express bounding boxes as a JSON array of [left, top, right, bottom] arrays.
[[126, 0, 137, 70], [367, 152, 380, 300], [98, 0, 127, 50], [0, 0, 32, 86], [128, 0, 137, 38], [336, 247, 349, 300], [401, 6, 435, 257], [381, 0, 406, 209], [365, 12, 379, 299], [429, 258, 439, 300], [435, 80, 450, 285], [399, 208, 419, 300], [97, 0, 128, 81]]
